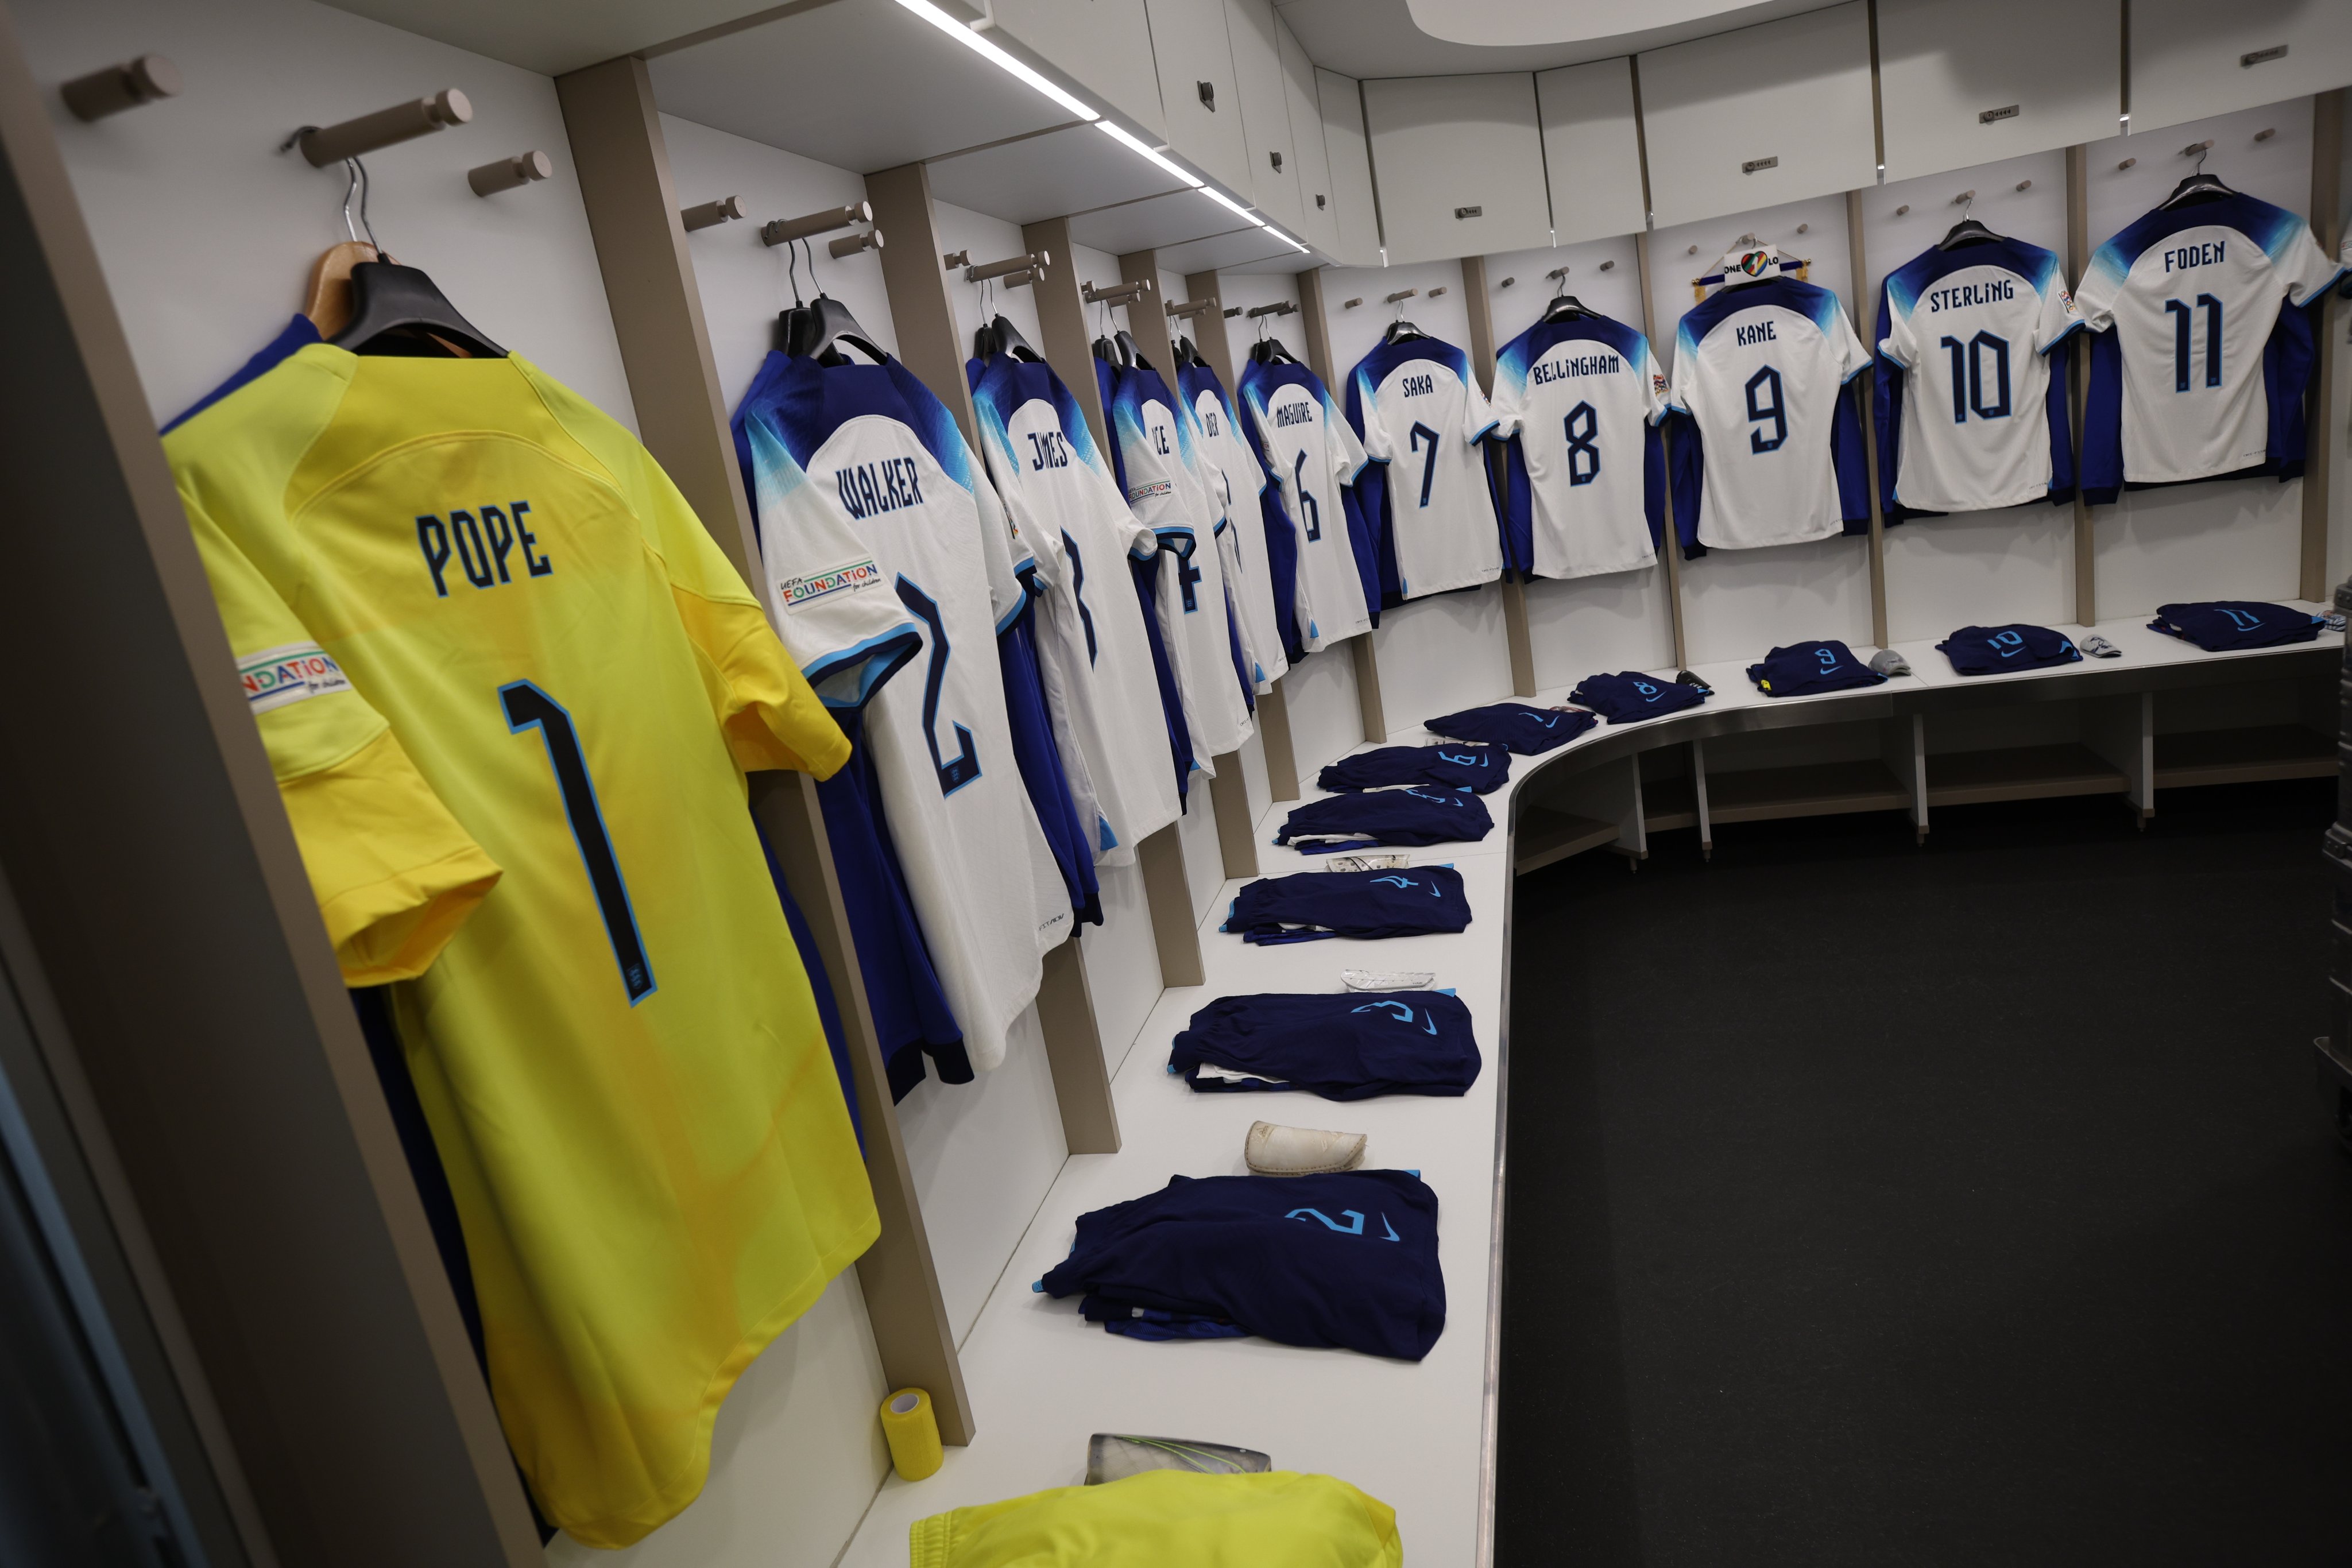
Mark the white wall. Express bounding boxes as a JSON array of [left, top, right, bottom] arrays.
[[663, 114, 895, 410], [22, 0, 633, 428]]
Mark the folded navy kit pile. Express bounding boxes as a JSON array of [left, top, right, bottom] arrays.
[[1170, 992, 1481, 1099], [1275, 788, 1493, 851], [1223, 866, 1472, 944], [1038, 1170, 1446, 1361], [1318, 744, 1512, 795]]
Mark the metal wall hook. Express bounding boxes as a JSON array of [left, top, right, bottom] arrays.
[[1426, 285, 1448, 299], [61, 55, 180, 121], [681, 195, 744, 232], [830, 229, 884, 259], [288, 89, 469, 167], [1165, 297, 1219, 320], [761, 202, 871, 247], [468, 150, 551, 198], [1598, 259, 1615, 271], [1245, 301, 1297, 319], [965, 251, 1047, 283], [1344, 296, 1364, 308], [1082, 278, 1152, 306]]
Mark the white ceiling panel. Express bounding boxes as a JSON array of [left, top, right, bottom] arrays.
[[319, 0, 775, 74], [1274, 0, 1835, 80], [649, 0, 1072, 173], [1067, 189, 1254, 253], [1156, 226, 1301, 272], [926, 125, 1187, 226]]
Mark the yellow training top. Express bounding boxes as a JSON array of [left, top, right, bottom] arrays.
[[910, 1470, 1405, 1567], [165, 346, 876, 1546]]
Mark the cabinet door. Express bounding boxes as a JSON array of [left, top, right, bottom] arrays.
[[1535, 57, 1647, 243], [1146, 0, 1252, 195], [1364, 73, 1552, 265], [1278, 16, 1341, 252], [1320, 68, 1382, 266], [989, 0, 1166, 141], [1638, 1, 1875, 228], [2130, 0, 2352, 134], [1224, 0, 1304, 229], [1877, 0, 2119, 179]]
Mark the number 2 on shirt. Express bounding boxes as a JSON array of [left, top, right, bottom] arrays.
[[894, 576, 983, 795], [502, 681, 656, 1004]]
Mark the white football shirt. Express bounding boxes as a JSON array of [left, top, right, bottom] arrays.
[[1239, 358, 1372, 651], [1345, 335, 1503, 600], [1668, 268, 1871, 549], [1181, 362, 1287, 691], [1490, 312, 1668, 579], [2075, 192, 2345, 485], [1106, 362, 1254, 761], [1877, 237, 2084, 513], [743, 355, 1067, 1070], [970, 355, 1181, 864]]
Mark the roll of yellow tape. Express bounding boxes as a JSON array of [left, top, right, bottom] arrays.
[[880, 1387, 943, 1481]]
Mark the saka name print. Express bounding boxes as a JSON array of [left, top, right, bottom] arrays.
[[835, 455, 926, 519], [1401, 374, 1436, 396], [417, 501, 551, 597]]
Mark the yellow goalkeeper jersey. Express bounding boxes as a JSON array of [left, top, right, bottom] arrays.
[[165, 346, 876, 1547]]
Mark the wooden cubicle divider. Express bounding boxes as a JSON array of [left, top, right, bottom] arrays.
[[1459, 254, 1539, 699], [867, 158, 983, 448], [1295, 264, 1389, 744], [2304, 89, 2344, 604], [1121, 249, 1259, 880], [1186, 267, 1301, 803], [2066, 142, 2098, 626], [555, 55, 976, 1443], [1631, 228, 1692, 669], [1844, 188, 1891, 648], [1020, 216, 1204, 989], [0, 9, 540, 1561]]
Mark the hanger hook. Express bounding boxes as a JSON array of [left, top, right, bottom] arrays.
[[800, 236, 821, 298], [341, 156, 382, 256], [1960, 191, 1975, 223], [784, 233, 802, 305], [2193, 144, 2210, 177]]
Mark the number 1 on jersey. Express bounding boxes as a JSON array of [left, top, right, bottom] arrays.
[[501, 681, 655, 1004]]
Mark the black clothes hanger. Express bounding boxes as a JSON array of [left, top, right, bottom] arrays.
[[1115, 328, 1150, 371], [1173, 334, 1202, 369], [332, 260, 505, 358], [781, 293, 888, 365], [1382, 316, 1427, 344], [2158, 146, 2236, 209], [1541, 293, 1591, 323], [1250, 335, 1297, 366], [984, 312, 1045, 362], [1936, 192, 2003, 250], [320, 157, 502, 358]]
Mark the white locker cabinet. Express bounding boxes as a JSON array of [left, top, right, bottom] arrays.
[[2129, 0, 2352, 134], [1319, 68, 1383, 266], [989, 0, 1167, 141], [1145, 0, 1254, 196], [1278, 15, 1341, 253], [1363, 73, 1552, 265], [1637, 1, 1876, 228], [1535, 57, 1648, 244], [1877, 0, 2122, 180], [1224, 0, 1305, 229]]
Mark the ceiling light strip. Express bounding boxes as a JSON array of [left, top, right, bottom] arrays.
[[889, 0, 1097, 123], [1094, 121, 1204, 188]]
